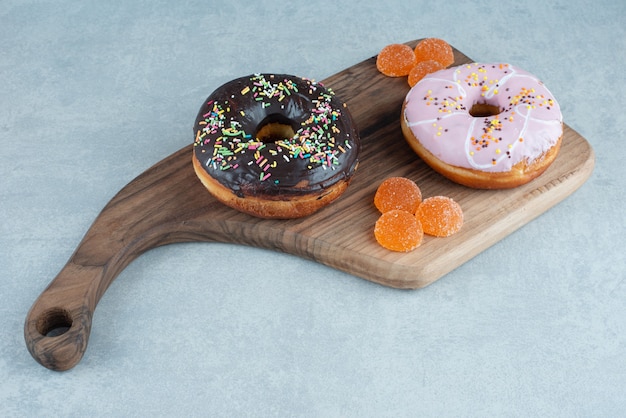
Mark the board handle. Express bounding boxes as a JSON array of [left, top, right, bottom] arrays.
[[23, 146, 213, 370], [22, 212, 197, 370], [23, 261, 102, 371], [22, 207, 168, 371]]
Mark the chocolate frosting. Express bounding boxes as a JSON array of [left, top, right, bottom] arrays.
[[193, 74, 360, 197]]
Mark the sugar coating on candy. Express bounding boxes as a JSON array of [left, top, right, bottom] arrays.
[[376, 44, 417, 77], [408, 60, 444, 87], [416, 196, 463, 237], [374, 177, 422, 214], [414, 38, 454, 68], [374, 210, 424, 252]]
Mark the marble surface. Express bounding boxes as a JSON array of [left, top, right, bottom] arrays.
[[1, 0, 624, 416]]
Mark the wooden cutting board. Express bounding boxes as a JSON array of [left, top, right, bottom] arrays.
[[24, 41, 595, 370]]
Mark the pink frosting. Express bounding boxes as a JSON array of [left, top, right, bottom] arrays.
[[403, 63, 562, 172]]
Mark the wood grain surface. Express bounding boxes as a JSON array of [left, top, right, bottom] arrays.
[[24, 41, 595, 371]]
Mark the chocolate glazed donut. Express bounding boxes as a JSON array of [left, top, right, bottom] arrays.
[[192, 74, 360, 219]]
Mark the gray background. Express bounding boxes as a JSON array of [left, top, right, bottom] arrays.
[[1, 0, 624, 416]]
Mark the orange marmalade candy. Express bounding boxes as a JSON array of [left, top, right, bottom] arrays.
[[374, 177, 422, 214], [416, 196, 463, 237], [408, 60, 444, 87], [376, 44, 416, 77], [374, 210, 424, 252], [413, 38, 454, 68]]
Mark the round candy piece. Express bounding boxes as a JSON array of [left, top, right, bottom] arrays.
[[374, 177, 422, 214], [376, 43, 417, 77], [413, 38, 454, 68], [408, 60, 444, 87], [374, 210, 424, 252], [416, 196, 463, 237]]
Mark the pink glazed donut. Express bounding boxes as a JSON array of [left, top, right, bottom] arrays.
[[401, 63, 563, 189]]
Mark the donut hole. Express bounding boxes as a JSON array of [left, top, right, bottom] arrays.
[[255, 114, 297, 142], [469, 103, 502, 117]]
